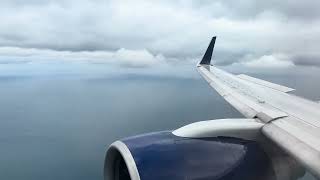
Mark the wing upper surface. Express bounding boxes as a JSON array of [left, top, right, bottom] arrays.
[[198, 65, 288, 122], [263, 116, 320, 178]]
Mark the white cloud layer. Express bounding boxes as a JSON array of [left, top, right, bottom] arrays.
[[0, 0, 320, 68], [0, 47, 166, 68], [240, 54, 294, 68]]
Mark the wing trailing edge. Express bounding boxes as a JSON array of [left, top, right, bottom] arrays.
[[237, 74, 295, 93]]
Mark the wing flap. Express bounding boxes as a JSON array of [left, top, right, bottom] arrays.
[[237, 74, 295, 93]]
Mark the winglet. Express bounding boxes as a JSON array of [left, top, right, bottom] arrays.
[[200, 37, 216, 65]]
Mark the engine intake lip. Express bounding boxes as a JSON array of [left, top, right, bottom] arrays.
[[105, 141, 140, 180]]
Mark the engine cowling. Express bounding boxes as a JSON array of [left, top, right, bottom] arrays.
[[105, 131, 277, 180]]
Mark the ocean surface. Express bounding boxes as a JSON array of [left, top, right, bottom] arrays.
[[0, 62, 318, 180]]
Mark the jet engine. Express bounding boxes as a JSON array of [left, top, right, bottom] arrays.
[[104, 119, 305, 180]]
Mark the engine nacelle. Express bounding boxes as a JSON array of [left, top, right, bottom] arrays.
[[105, 119, 305, 180], [105, 131, 276, 180]]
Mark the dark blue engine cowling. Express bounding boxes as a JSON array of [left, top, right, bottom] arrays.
[[105, 131, 275, 180]]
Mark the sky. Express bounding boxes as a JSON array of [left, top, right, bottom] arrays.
[[0, 0, 320, 69], [0, 1, 319, 180]]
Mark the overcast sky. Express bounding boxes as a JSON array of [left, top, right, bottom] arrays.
[[1, 0, 320, 68]]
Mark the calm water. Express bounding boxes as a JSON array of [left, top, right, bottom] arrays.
[[0, 62, 318, 180]]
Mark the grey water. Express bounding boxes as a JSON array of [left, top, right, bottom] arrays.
[[0, 62, 318, 180]]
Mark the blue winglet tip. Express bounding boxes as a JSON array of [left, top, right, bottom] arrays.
[[200, 36, 216, 65]]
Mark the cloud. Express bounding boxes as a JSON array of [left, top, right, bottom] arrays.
[[112, 49, 164, 68], [188, 0, 320, 21], [239, 54, 294, 68], [0, 0, 320, 68], [291, 53, 320, 67], [0, 47, 164, 68]]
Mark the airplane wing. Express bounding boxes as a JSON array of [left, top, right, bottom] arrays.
[[197, 37, 320, 179], [104, 37, 319, 180]]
